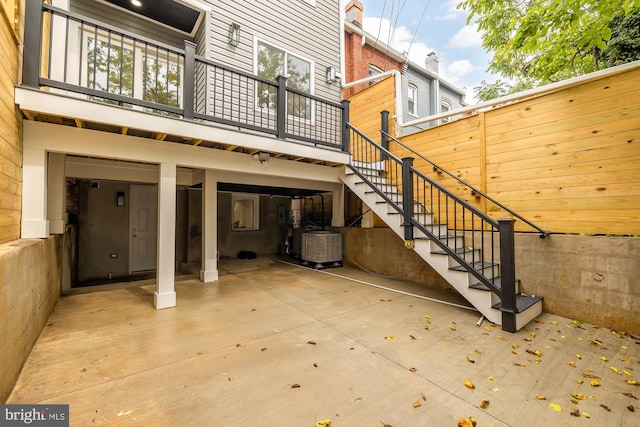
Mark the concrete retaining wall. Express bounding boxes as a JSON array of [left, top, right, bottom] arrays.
[[0, 236, 62, 402], [337, 228, 639, 334]]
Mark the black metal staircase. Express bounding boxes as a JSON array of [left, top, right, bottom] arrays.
[[341, 123, 548, 332]]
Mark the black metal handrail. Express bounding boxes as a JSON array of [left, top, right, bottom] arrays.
[[22, 1, 346, 150], [348, 123, 520, 331], [382, 129, 550, 237]]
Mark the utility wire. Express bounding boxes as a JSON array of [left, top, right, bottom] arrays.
[[407, 0, 430, 55]]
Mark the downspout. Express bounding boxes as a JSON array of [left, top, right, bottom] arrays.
[[339, 0, 346, 88]]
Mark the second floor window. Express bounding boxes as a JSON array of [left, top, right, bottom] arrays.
[[368, 65, 383, 86], [256, 40, 312, 119], [408, 84, 417, 116], [441, 101, 451, 123]]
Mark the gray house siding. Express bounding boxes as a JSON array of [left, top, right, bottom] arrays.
[[401, 64, 466, 134], [207, 0, 342, 102]]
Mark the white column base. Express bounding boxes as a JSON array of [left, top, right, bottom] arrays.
[[154, 291, 177, 310], [200, 269, 219, 283], [22, 220, 49, 238], [49, 219, 65, 234]]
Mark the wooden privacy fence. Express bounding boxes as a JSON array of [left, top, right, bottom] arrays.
[[350, 63, 640, 235]]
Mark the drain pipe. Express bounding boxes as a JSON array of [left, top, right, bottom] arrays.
[[275, 259, 478, 312]]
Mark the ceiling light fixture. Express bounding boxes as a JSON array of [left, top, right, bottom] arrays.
[[131, 0, 142, 7]]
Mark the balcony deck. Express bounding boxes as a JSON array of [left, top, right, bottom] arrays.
[[7, 259, 639, 426]]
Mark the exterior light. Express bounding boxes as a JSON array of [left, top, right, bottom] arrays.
[[131, 0, 142, 7], [326, 66, 336, 84], [228, 23, 240, 47]]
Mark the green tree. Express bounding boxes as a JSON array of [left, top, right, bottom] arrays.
[[459, 0, 640, 101]]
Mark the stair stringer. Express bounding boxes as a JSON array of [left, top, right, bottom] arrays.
[[341, 168, 542, 329]]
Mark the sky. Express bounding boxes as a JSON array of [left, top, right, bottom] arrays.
[[359, 0, 496, 104]]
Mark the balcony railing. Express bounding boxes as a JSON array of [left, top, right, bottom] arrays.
[[22, 1, 348, 151]]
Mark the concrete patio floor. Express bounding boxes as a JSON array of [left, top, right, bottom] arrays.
[[7, 258, 639, 426]]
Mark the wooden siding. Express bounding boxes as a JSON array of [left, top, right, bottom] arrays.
[[392, 66, 640, 235], [348, 75, 396, 144], [0, 0, 22, 243], [207, 0, 342, 103]]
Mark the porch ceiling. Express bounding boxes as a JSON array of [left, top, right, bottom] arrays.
[[18, 106, 346, 168]]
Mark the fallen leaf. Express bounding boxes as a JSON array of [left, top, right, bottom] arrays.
[[534, 318, 543, 324], [622, 392, 638, 400], [600, 404, 611, 412], [535, 358, 543, 364], [488, 376, 494, 381], [291, 384, 301, 388], [409, 367, 417, 372], [551, 321, 558, 325], [424, 315, 432, 319], [569, 361, 576, 367], [475, 349, 482, 355], [581, 372, 600, 379], [464, 379, 475, 390], [457, 417, 476, 427], [480, 399, 490, 409], [261, 348, 267, 352], [628, 405, 635, 412], [571, 399, 579, 405], [315, 420, 331, 427], [512, 344, 520, 349], [513, 362, 526, 367], [590, 339, 603, 346], [385, 336, 394, 340], [450, 324, 457, 331], [466, 356, 475, 364], [421, 392, 427, 401], [409, 335, 417, 340], [576, 354, 582, 359], [313, 363, 318, 367], [591, 379, 601, 387], [582, 412, 591, 418], [536, 395, 547, 400], [571, 393, 586, 400], [570, 408, 581, 417], [549, 402, 563, 412], [611, 366, 622, 375], [624, 371, 633, 377], [626, 380, 639, 386], [307, 341, 317, 345], [600, 356, 608, 362], [412, 401, 421, 408], [497, 335, 506, 341], [425, 326, 432, 331], [589, 396, 597, 401], [492, 388, 499, 392]]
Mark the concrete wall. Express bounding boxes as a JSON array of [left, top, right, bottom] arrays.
[[0, 236, 62, 402], [337, 227, 640, 334]]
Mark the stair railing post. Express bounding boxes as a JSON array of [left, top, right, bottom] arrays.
[[276, 76, 287, 139], [401, 156, 415, 243], [380, 110, 389, 161], [23, 0, 44, 88], [498, 218, 517, 332], [341, 99, 350, 153], [182, 40, 196, 120]]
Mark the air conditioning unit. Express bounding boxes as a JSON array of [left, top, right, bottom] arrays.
[[301, 231, 342, 268]]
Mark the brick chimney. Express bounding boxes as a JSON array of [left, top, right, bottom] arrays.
[[346, 0, 364, 27], [425, 51, 439, 73]]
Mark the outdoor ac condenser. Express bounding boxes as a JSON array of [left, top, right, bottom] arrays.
[[301, 231, 342, 268]]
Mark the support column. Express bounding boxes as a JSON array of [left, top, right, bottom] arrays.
[[155, 162, 177, 309], [21, 146, 49, 238], [331, 186, 345, 227], [47, 153, 66, 234], [200, 169, 219, 282]]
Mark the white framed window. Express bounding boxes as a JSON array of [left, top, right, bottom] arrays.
[[254, 38, 314, 119], [408, 84, 418, 116], [441, 101, 451, 123], [82, 29, 183, 111], [232, 193, 259, 231], [368, 64, 383, 86]]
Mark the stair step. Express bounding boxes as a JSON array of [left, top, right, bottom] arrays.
[[450, 261, 498, 275], [469, 277, 521, 292], [493, 294, 544, 313], [432, 246, 482, 263]]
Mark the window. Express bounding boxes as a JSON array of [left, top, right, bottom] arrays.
[[85, 31, 182, 112], [232, 193, 259, 231], [407, 84, 417, 116], [255, 40, 313, 118], [368, 64, 383, 86], [441, 101, 451, 123]]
